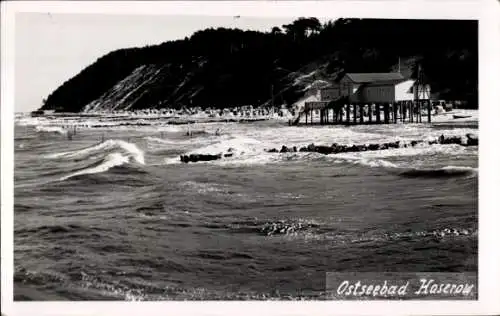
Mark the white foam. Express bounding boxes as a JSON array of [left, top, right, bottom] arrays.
[[35, 125, 68, 134], [180, 181, 231, 194], [60, 152, 130, 181], [442, 165, 478, 172], [355, 158, 400, 169], [46, 139, 145, 165], [163, 135, 276, 166], [185, 136, 266, 157], [335, 143, 468, 161], [145, 134, 231, 146]]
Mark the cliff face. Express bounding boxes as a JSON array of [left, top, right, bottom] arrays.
[[40, 19, 478, 112]]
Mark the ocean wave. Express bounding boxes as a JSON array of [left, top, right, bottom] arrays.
[[15, 223, 92, 237], [59, 152, 131, 181], [398, 166, 478, 178], [329, 156, 400, 169], [46, 139, 145, 165], [203, 217, 476, 243], [15, 267, 69, 286]]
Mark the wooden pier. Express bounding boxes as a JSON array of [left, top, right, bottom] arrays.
[[294, 100, 433, 126]]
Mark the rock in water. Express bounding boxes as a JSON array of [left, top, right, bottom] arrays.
[[267, 134, 479, 158], [466, 133, 478, 146], [180, 153, 222, 163], [315, 145, 333, 155]]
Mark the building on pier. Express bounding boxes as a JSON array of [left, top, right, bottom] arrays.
[[293, 72, 433, 125]]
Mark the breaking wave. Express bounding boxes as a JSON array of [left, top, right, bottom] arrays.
[[43, 139, 145, 181], [399, 166, 478, 178], [46, 139, 145, 165], [59, 153, 131, 181]]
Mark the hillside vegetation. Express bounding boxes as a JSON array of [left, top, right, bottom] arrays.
[[40, 18, 478, 112]]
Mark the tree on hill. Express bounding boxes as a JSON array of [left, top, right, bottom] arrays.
[[40, 18, 478, 112]]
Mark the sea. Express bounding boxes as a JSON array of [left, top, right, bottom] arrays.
[[13, 113, 478, 300]]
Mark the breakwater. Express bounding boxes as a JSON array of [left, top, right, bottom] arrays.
[[179, 134, 478, 163], [267, 134, 478, 155]]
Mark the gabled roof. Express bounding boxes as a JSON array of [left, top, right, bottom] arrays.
[[345, 73, 405, 84]]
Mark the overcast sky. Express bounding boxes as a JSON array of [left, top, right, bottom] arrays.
[[15, 13, 326, 112]]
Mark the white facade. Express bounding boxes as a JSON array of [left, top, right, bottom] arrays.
[[395, 80, 415, 101], [394, 80, 431, 102], [359, 84, 395, 103], [316, 77, 431, 103]]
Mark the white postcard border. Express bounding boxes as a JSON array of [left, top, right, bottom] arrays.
[[2, 1, 499, 315]]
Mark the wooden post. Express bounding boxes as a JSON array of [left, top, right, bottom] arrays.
[[368, 104, 372, 124], [427, 101, 431, 123], [388, 104, 392, 123], [359, 104, 364, 124], [393, 103, 398, 123], [339, 106, 343, 123], [421, 101, 424, 123], [419, 101, 423, 123], [383, 103, 389, 123], [415, 102, 418, 123], [418, 101, 422, 123], [305, 110, 308, 125], [376, 104, 381, 123], [416, 101, 419, 123], [346, 104, 350, 125], [397, 102, 401, 122], [353, 104, 357, 125], [410, 101, 414, 123]]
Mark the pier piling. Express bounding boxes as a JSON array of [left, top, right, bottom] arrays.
[[368, 104, 372, 123], [296, 98, 432, 126]]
